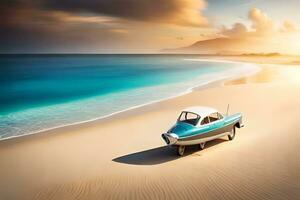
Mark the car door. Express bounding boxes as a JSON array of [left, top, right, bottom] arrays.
[[208, 112, 225, 134]]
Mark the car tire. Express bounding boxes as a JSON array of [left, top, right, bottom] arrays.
[[228, 126, 236, 140], [177, 145, 185, 156], [199, 142, 205, 150]]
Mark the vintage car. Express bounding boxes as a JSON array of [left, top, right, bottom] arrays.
[[161, 106, 243, 156]]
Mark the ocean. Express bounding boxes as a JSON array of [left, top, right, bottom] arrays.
[[0, 55, 259, 140]]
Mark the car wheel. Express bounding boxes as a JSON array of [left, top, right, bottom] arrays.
[[177, 145, 185, 156], [228, 126, 236, 140], [199, 142, 205, 150]]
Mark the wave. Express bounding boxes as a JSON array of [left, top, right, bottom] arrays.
[[0, 59, 260, 141]]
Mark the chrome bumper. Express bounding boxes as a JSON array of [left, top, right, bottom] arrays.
[[161, 133, 178, 145]]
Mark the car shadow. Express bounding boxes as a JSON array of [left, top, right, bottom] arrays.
[[112, 138, 227, 165]]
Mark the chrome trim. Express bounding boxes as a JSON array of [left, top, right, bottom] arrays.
[[176, 132, 231, 146], [162, 133, 178, 145]]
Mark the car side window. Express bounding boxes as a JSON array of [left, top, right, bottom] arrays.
[[209, 112, 219, 123], [178, 112, 200, 126], [201, 116, 210, 125]]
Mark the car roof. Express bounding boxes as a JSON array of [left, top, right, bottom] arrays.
[[181, 106, 218, 118]]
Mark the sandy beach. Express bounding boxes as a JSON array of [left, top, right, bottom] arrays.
[[1, 60, 300, 200]]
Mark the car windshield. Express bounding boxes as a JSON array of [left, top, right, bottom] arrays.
[[178, 111, 201, 126]]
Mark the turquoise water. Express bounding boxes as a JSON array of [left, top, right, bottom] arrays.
[[0, 55, 258, 139]]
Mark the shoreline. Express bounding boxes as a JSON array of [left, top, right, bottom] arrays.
[[0, 59, 260, 142], [1, 57, 300, 200]]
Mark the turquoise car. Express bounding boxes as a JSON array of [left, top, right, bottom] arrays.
[[162, 106, 244, 156]]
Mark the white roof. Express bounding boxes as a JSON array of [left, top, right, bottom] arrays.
[[182, 106, 218, 117]]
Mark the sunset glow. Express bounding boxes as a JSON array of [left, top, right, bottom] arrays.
[[1, 0, 300, 54]]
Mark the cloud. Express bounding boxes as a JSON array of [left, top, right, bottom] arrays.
[[220, 8, 297, 38], [40, 0, 208, 27], [0, 0, 209, 52], [220, 23, 247, 38], [176, 8, 300, 55], [0, 0, 208, 37], [0, 3, 131, 53], [220, 8, 274, 38], [228, 8, 300, 54], [248, 8, 273, 34]]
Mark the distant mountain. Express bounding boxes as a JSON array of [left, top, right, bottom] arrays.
[[240, 53, 281, 57], [162, 37, 251, 55]]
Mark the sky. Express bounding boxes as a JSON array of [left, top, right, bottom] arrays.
[[1, 0, 300, 54]]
